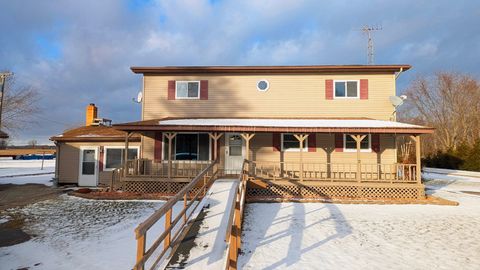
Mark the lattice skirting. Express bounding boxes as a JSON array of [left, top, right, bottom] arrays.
[[247, 181, 425, 200], [122, 181, 201, 195]]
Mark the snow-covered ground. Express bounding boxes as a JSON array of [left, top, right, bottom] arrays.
[[0, 195, 168, 270], [239, 173, 480, 270], [1, 171, 480, 270], [0, 159, 55, 185]]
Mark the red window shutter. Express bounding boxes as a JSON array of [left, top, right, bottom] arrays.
[[154, 132, 163, 161], [167, 80, 176, 100], [273, 133, 281, 152], [308, 133, 316, 152], [360, 79, 368, 99], [335, 133, 344, 152], [99, 146, 104, 172], [325, 79, 333, 100], [372, 134, 380, 153], [200, 80, 208, 100]]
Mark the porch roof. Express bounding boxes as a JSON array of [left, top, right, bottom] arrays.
[[113, 118, 434, 134]]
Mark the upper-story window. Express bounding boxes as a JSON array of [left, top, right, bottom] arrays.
[[176, 81, 200, 99], [334, 80, 359, 98]]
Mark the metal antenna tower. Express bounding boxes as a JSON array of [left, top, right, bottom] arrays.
[[360, 25, 382, 65]]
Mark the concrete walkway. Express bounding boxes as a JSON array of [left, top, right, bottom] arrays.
[[166, 179, 239, 270]]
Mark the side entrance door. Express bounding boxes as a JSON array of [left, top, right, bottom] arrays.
[[224, 133, 245, 173], [78, 147, 98, 186]]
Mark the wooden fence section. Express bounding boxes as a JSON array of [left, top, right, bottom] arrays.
[[225, 161, 248, 270], [248, 161, 418, 183], [132, 160, 219, 270]]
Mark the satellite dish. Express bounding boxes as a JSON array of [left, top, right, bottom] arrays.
[[389, 96, 404, 107], [132, 91, 143, 103]]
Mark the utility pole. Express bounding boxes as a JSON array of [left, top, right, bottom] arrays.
[[359, 25, 382, 65], [0, 72, 13, 129]]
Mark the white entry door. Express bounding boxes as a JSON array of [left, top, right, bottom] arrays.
[[224, 133, 245, 173], [78, 147, 98, 187]]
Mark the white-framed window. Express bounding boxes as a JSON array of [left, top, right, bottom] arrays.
[[344, 134, 371, 152], [334, 80, 359, 98], [103, 146, 140, 170], [281, 133, 308, 152], [175, 81, 200, 99]]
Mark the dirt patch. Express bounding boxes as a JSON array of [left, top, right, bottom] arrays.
[[0, 184, 63, 211], [0, 184, 64, 247], [0, 217, 31, 247], [0, 184, 63, 210]]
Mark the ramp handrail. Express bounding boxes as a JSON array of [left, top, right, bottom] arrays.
[[225, 160, 249, 270], [133, 160, 219, 270]]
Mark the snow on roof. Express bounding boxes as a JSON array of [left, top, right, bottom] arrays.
[[158, 118, 426, 129]]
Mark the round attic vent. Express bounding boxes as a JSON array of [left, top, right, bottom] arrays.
[[257, 79, 269, 92]]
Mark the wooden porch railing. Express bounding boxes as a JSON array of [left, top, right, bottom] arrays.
[[247, 161, 419, 183], [123, 159, 212, 179], [225, 160, 248, 270], [132, 160, 219, 270]]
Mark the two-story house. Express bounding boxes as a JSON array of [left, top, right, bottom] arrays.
[[53, 65, 433, 200]]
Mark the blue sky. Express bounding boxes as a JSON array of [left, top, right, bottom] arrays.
[[1, 0, 479, 144]]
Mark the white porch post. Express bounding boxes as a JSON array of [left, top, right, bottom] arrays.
[[410, 135, 422, 183], [208, 132, 223, 161], [294, 134, 309, 182], [123, 131, 133, 177], [165, 132, 176, 179], [351, 135, 366, 182]]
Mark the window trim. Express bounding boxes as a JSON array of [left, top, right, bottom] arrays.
[[333, 80, 360, 99], [281, 133, 308, 152], [175, 81, 201, 99], [343, 134, 371, 152], [103, 146, 140, 171]]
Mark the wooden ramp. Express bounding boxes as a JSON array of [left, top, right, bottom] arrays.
[[165, 179, 239, 270]]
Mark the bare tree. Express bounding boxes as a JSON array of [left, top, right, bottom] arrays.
[[402, 71, 480, 152], [28, 139, 38, 148], [0, 73, 40, 133]]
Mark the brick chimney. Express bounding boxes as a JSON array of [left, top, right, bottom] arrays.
[[85, 103, 98, 126]]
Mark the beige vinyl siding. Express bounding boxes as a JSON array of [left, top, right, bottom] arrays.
[[57, 141, 141, 185], [143, 74, 396, 120]]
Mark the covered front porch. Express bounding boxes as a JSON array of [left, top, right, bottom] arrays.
[[113, 118, 433, 199]]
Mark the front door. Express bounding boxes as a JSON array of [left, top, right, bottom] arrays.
[[224, 133, 245, 173], [78, 147, 98, 186]]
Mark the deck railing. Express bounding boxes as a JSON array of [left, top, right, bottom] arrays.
[[225, 160, 248, 270], [247, 161, 418, 183], [132, 160, 219, 270], [123, 159, 212, 179]]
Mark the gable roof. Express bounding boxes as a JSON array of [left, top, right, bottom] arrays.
[[50, 125, 141, 142], [131, 65, 411, 75]]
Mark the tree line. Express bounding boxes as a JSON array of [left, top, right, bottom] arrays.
[[401, 71, 480, 171]]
